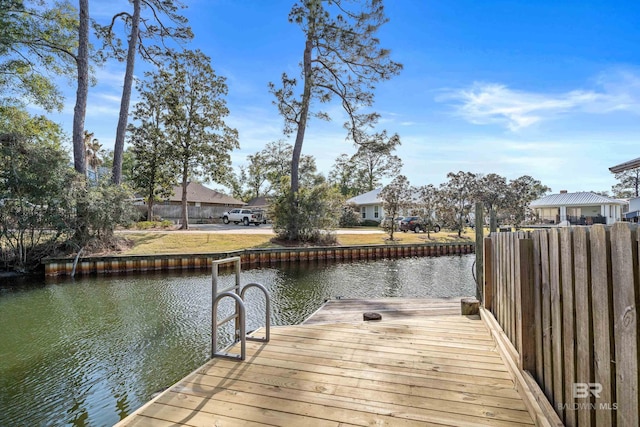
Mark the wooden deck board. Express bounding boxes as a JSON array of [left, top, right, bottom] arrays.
[[116, 299, 535, 426], [303, 298, 464, 324]]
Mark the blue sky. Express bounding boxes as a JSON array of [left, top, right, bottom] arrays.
[[47, 0, 640, 195]]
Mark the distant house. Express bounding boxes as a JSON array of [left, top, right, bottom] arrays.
[[87, 166, 109, 184], [346, 188, 384, 222], [610, 157, 640, 222], [530, 191, 626, 226], [245, 196, 270, 211], [153, 182, 245, 222], [624, 198, 640, 222]]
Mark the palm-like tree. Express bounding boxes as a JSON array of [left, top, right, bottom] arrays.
[[83, 130, 103, 179]]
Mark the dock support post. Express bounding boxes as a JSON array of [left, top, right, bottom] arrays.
[[461, 298, 480, 315], [490, 208, 497, 233], [475, 202, 484, 301]]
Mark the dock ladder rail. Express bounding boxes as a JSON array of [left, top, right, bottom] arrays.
[[211, 256, 270, 360]]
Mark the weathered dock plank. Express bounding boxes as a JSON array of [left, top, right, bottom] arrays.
[[303, 297, 464, 324]]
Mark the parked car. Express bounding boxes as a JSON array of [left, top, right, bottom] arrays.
[[399, 216, 441, 233], [379, 216, 404, 229], [221, 208, 263, 226]]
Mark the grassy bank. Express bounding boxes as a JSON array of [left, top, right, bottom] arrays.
[[120, 229, 476, 255]]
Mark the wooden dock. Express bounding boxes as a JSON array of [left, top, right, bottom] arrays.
[[303, 297, 463, 324], [115, 299, 537, 426]]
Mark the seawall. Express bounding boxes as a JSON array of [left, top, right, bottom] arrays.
[[42, 242, 474, 277]]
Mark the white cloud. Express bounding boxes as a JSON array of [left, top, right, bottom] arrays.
[[95, 93, 125, 104], [440, 71, 640, 131], [94, 66, 126, 87]]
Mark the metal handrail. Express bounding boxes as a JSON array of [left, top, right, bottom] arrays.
[[210, 257, 270, 361], [212, 292, 246, 359], [241, 283, 271, 342]]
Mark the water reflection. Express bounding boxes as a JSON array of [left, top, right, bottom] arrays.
[[0, 255, 474, 426]]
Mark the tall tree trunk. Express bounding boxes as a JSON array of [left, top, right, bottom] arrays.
[[367, 171, 374, 192], [146, 193, 154, 221], [73, 0, 90, 244], [180, 165, 189, 230], [111, 0, 141, 184], [72, 0, 89, 176], [288, 36, 313, 241], [290, 36, 313, 194]]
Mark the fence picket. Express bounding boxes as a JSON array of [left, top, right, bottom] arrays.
[[508, 232, 515, 343], [499, 233, 505, 329], [573, 227, 593, 427], [589, 225, 614, 427], [539, 230, 553, 402], [560, 228, 576, 427], [532, 231, 544, 386], [518, 238, 536, 371], [548, 229, 564, 420], [484, 238, 493, 311], [515, 236, 522, 356], [610, 223, 639, 427]]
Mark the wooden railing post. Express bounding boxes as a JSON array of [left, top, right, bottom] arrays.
[[483, 237, 493, 311], [518, 238, 536, 372]]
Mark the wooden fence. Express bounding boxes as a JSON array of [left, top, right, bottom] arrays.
[[485, 223, 639, 427], [152, 204, 230, 222]]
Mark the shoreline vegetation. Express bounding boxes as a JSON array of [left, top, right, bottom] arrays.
[[3, 226, 478, 278]]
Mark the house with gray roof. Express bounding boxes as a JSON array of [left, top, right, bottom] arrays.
[[346, 188, 384, 222], [152, 182, 245, 222], [530, 191, 626, 226]]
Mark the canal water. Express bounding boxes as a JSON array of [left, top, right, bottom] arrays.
[[0, 255, 475, 426]]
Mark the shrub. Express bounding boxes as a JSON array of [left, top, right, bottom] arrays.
[[135, 221, 155, 230], [134, 220, 173, 229], [339, 204, 361, 227], [1, 130, 77, 271], [271, 182, 341, 243], [1, 117, 138, 272], [78, 180, 139, 240]]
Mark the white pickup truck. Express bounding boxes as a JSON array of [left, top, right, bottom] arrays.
[[221, 208, 263, 226]]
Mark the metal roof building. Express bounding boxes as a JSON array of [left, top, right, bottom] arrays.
[[346, 188, 382, 206], [530, 191, 626, 226], [530, 192, 626, 207], [609, 157, 640, 174]]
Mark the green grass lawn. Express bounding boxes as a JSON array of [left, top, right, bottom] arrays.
[[119, 228, 477, 255], [122, 232, 275, 255]]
